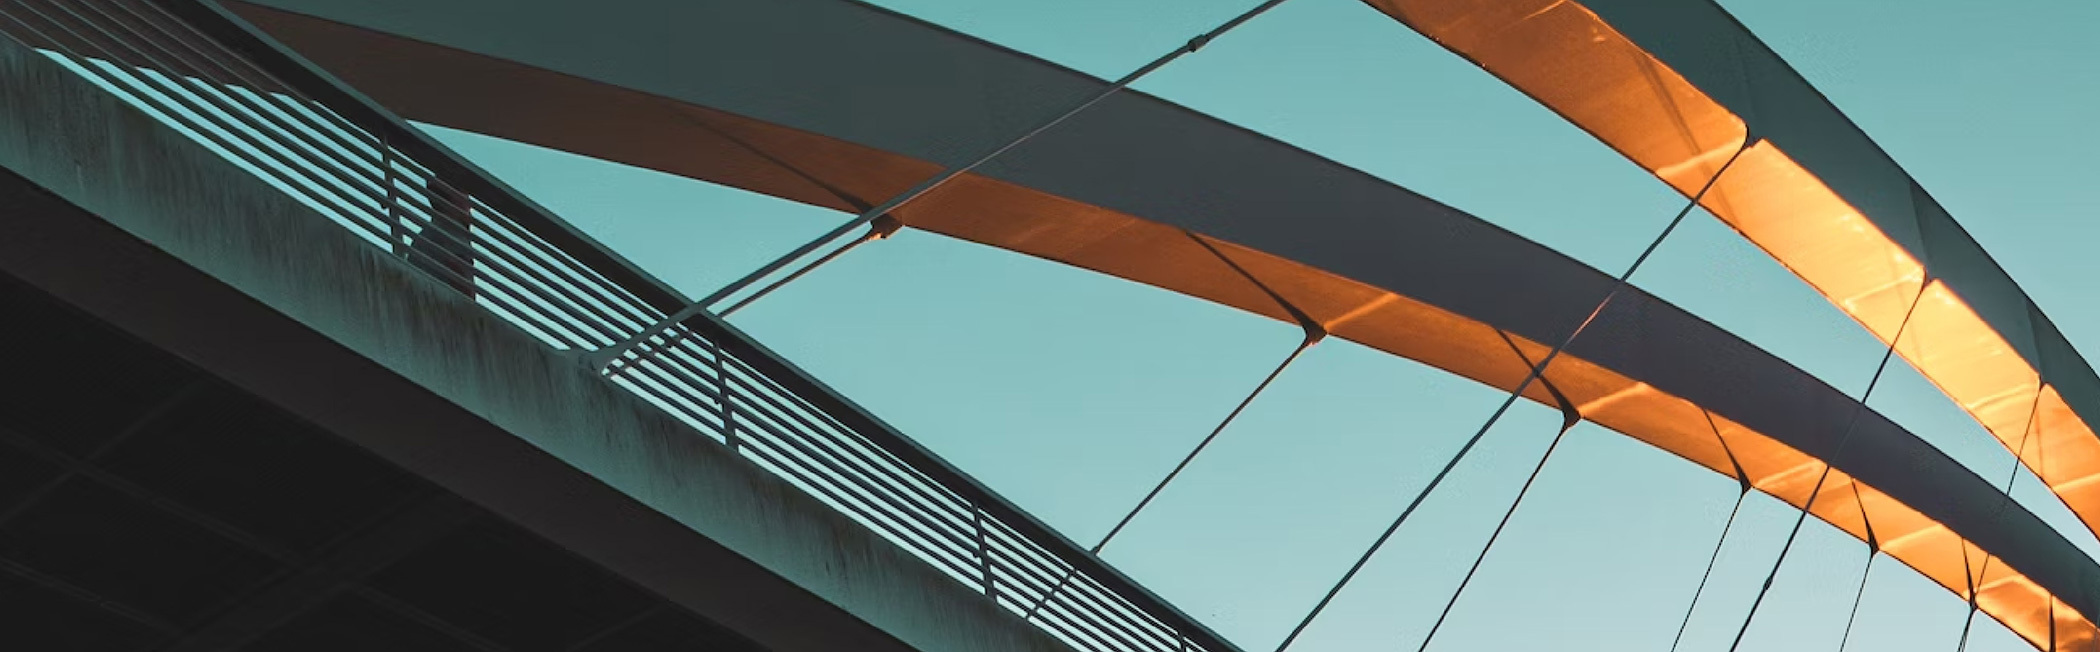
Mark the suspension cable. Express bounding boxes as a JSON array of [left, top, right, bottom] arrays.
[[1096, 232, 1328, 550], [593, 0, 1297, 371], [717, 215, 904, 318], [1835, 481, 1881, 652], [661, 114, 908, 324], [1721, 285, 1929, 652], [1270, 135, 1756, 652], [1956, 542, 1981, 652], [1836, 553, 1880, 652], [602, 215, 903, 379], [1411, 333, 1584, 652], [1666, 411, 1757, 652], [1026, 231, 1326, 620], [1954, 391, 2045, 651]]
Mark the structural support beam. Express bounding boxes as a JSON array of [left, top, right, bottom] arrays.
[[162, 495, 484, 652], [211, 2, 2100, 645], [0, 34, 1079, 649]]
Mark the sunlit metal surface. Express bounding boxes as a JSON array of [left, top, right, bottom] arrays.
[[0, 2, 1252, 650], [1359, 10, 2100, 648], [208, 1, 2100, 647]]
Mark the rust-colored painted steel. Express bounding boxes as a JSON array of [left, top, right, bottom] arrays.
[[1355, 4, 2100, 648], [223, 2, 2098, 648]]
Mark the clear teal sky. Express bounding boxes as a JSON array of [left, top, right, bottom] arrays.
[[422, 1, 2100, 650]]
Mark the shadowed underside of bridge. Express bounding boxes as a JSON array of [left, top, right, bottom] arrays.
[[0, 18, 1085, 651], [213, 0, 2100, 648], [0, 269, 761, 652]]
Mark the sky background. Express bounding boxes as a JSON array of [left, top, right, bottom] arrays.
[[416, 1, 2100, 650]]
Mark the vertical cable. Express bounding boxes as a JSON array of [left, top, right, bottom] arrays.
[[1954, 390, 2045, 651], [1955, 543, 1981, 652], [1093, 330, 1319, 550], [1271, 135, 1756, 652], [1091, 232, 1327, 550], [594, 0, 1298, 370], [1834, 481, 1881, 652], [1411, 333, 1583, 652], [1722, 285, 1929, 652], [1026, 231, 1325, 620], [1666, 411, 1757, 652], [1836, 555, 1880, 652]]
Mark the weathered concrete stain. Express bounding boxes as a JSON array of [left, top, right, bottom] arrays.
[[0, 34, 1076, 652]]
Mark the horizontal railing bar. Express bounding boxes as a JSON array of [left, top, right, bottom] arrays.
[[1039, 608, 1134, 652], [22, 9, 382, 227], [6, 2, 1252, 650], [471, 265, 613, 347], [733, 437, 982, 579], [723, 398, 981, 559], [119, 0, 387, 165], [464, 273, 594, 350], [986, 520, 1079, 581], [30, 49, 376, 233], [469, 238, 635, 344], [462, 203, 664, 328], [148, 0, 692, 314], [614, 367, 728, 437], [54, 0, 388, 204], [992, 552, 1184, 650], [634, 345, 735, 405], [733, 441, 981, 580], [718, 365, 978, 533], [724, 414, 970, 545], [1055, 575, 1180, 647], [473, 219, 654, 334], [719, 353, 976, 509]]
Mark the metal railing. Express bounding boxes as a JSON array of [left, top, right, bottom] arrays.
[[0, 2, 1242, 652]]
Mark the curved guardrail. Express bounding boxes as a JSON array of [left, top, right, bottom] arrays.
[[0, 1, 1240, 651]]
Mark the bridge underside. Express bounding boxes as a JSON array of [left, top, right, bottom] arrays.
[[4, 0, 2097, 650], [0, 263, 760, 652], [0, 119, 1048, 652]]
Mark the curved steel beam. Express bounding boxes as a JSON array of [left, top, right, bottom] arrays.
[[1357, 0, 2100, 591], [218, 0, 2098, 647]]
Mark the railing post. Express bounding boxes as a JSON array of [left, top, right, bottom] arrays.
[[381, 134, 401, 256], [425, 179, 477, 297], [973, 503, 996, 599], [710, 337, 739, 452], [0, 5, 1232, 651]]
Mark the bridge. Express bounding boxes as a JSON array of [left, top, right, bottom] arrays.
[[0, 0, 2091, 651]]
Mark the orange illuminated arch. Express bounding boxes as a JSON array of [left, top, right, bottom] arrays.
[[218, 1, 2100, 648]]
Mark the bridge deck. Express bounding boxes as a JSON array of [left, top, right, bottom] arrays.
[[0, 25, 1071, 652]]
